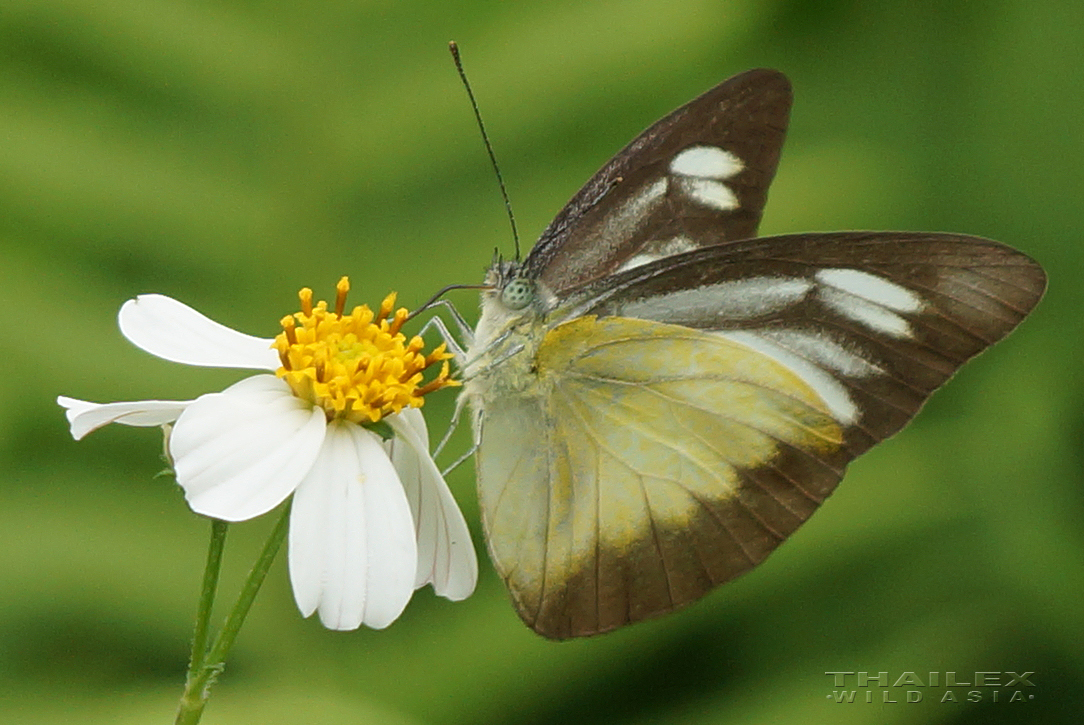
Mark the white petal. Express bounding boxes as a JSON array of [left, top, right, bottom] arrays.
[[387, 410, 477, 601], [118, 294, 280, 370], [290, 421, 417, 630], [390, 405, 430, 449], [170, 375, 326, 521], [57, 396, 191, 440]]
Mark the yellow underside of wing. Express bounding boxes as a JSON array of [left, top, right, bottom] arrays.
[[475, 315, 843, 638]]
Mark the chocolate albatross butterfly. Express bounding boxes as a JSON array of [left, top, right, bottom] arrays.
[[453, 69, 1046, 639]]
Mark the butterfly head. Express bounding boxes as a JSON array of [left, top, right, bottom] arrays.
[[500, 277, 534, 310], [482, 259, 554, 317], [467, 260, 557, 394]]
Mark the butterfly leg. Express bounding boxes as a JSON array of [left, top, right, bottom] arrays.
[[417, 313, 470, 365], [434, 390, 471, 458], [416, 299, 475, 360], [434, 395, 480, 478], [461, 337, 526, 383], [428, 330, 525, 466], [433, 298, 475, 344], [440, 439, 479, 477]]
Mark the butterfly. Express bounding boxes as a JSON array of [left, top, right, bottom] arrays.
[[451, 68, 1046, 639]]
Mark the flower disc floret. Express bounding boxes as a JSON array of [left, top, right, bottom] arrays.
[[272, 277, 456, 424]]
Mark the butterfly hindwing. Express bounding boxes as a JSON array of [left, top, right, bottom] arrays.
[[475, 316, 849, 639], [523, 69, 792, 294]]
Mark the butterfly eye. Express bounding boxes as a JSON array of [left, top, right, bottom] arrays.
[[501, 278, 535, 310]]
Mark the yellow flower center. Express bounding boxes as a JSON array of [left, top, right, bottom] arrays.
[[272, 277, 457, 424]]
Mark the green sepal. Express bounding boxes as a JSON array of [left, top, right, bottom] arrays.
[[363, 419, 395, 441]]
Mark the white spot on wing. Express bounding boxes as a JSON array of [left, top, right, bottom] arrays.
[[754, 329, 883, 378], [600, 178, 669, 242], [819, 288, 913, 338], [670, 146, 744, 179], [654, 235, 697, 255], [668, 146, 743, 212], [816, 269, 924, 313], [678, 177, 739, 212], [718, 330, 859, 425], [616, 254, 659, 273], [640, 178, 669, 204], [615, 236, 698, 272], [621, 277, 812, 322]]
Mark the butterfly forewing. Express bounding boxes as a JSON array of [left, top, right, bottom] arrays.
[[523, 69, 792, 294]]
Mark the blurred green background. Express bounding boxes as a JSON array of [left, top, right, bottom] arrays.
[[3, 0, 1081, 723]]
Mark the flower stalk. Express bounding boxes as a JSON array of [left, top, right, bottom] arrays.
[[188, 519, 228, 676], [175, 502, 292, 725]]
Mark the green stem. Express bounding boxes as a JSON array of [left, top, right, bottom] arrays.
[[188, 519, 228, 676], [174, 501, 292, 725]]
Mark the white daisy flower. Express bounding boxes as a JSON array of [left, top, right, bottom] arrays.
[[58, 278, 477, 630]]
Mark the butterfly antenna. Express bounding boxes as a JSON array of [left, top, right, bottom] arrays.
[[449, 41, 521, 261]]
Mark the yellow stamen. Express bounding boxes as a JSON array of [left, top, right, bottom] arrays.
[[388, 307, 410, 337], [334, 276, 350, 317], [298, 288, 314, 317], [280, 315, 297, 346], [377, 292, 397, 326], [271, 278, 457, 424]]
